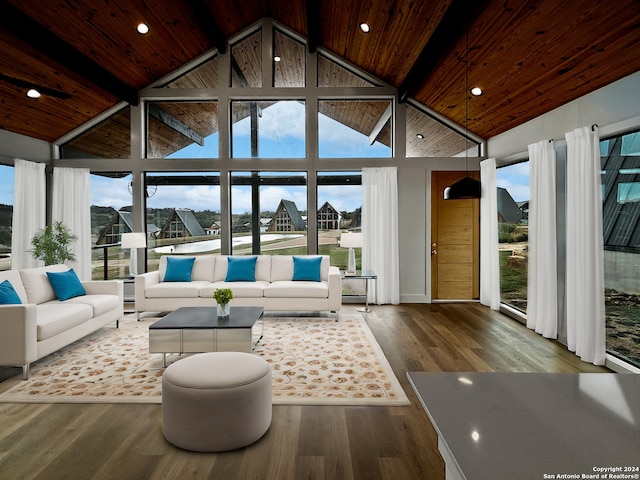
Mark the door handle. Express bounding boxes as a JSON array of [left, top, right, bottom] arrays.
[[431, 249, 437, 255]]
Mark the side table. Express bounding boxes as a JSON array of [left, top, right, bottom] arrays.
[[343, 269, 377, 312]]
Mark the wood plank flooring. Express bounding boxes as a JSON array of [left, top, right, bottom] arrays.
[[0, 304, 609, 480]]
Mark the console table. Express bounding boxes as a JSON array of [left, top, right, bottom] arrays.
[[407, 372, 640, 480]]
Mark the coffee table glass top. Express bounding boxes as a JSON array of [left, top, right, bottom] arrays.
[[149, 306, 264, 329]]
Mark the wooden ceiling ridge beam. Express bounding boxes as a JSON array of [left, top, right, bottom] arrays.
[[397, 0, 493, 103], [191, 1, 227, 55], [306, 0, 321, 53], [0, 1, 139, 106]]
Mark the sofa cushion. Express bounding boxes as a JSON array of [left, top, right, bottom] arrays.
[[159, 255, 215, 282], [145, 281, 210, 298], [204, 281, 269, 298], [46, 268, 86, 301], [163, 257, 196, 282], [225, 256, 257, 282], [264, 280, 329, 299], [36, 303, 93, 340], [292, 256, 322, 282], [20, 264, 69, 305], [64, 294, 121, 317], [0, 271, 28, 304]]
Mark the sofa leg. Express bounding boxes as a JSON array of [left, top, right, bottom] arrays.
[[22, 363, 30, 381]]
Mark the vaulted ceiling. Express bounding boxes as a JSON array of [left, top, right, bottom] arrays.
[[1, 0, 639, 146]]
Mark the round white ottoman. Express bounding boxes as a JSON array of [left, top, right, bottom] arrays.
[[162, 352, 272, 452]]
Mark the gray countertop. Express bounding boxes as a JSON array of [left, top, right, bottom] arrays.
[[407, 372, 640, 480]]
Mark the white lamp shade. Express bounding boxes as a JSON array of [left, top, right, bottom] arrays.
[[121, 232, 147, 249], [340, 232, 363, 248]]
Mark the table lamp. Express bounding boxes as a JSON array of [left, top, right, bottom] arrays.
[[340, 232, 362, 275], [121, 232, 147, 277]]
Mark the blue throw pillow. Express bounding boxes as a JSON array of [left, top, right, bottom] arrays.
[[292, 256, 322, 282], [46, 269, 86, 301], [225, 256, 257, 282], [163, 257, 196, 282], [0, 279, 22, 304]]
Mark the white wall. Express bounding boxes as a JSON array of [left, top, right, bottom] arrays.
[[0, 128, 51, 163]]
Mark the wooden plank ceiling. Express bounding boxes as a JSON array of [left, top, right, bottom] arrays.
[[0, 0, 639, 148]]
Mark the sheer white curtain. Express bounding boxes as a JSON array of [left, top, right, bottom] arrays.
[[565, 126, 605, 365], [527, 140, 558, 338], [52, 167, 92, 280], [480, 158, 500, 310], [362, 167, 399, 305], [12, 159, 46, 269]]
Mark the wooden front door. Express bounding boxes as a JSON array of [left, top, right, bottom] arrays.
[[431, 171, 480, 301]]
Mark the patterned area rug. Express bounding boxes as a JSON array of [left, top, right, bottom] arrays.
[[0, 314, 409, 406]]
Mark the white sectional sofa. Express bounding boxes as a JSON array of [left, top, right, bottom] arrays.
[[135, 255, 342, 315], [0, 265, 124, 379]]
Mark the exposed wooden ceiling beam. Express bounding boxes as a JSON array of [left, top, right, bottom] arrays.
[[369, 104, 392, 145], [0, 1, 139, 106], [398, 0, 492, 103], [0, 72, 71, 99], [192, 1, 227, 54], [306, 0, 321, 53], [148, 104, 205, 146]]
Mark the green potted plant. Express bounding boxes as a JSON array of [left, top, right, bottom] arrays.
[[213, 287, 233, 317], [30, 221, 78, 266]]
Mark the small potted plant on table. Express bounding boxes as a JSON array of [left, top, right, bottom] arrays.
[[213, 287, 233, 317]]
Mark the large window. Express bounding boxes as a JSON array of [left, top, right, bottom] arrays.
[[147, 102, 219, 159], [0, 164, 13, 271], [601, 130, 640, 368], [317, 172, 363, 295], [231, 172, 307, 255], [496, 161, 529, 313], [90, 173, 133, 279], [145, 173, 221, 272], [231, 101, 305, 158], [318, 100, 392, 158]]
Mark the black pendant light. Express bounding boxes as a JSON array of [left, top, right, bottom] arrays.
[[444, 28, 481, 200]]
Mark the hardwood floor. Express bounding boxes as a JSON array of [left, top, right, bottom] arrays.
[[0, 304, 609, 480]]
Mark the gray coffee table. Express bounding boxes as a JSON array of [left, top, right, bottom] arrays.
[[149, 306, 264, 367]]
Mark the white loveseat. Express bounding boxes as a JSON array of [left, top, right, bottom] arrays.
[[0, 265, 124, 379], [135, 255, 341, 315]]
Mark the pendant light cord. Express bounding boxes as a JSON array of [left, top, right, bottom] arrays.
[[465, 28, 469, 175]]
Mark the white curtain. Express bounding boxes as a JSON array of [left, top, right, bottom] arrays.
[[526, 140, 558, 338], [362, 167, 399, 305], [480, 158, 500, 310], [11, 159, 46, 269], [52, 167, 92, 281], [565, 126, 605, 365]]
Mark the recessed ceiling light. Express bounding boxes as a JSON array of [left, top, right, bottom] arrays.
[[274, 55, 281, 62], [470, 87, 483, 96], [359, 23, 370, 33], [416, 133, 424, 139], [137, 23, 150, 35], [26, 88, 41, 99]]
